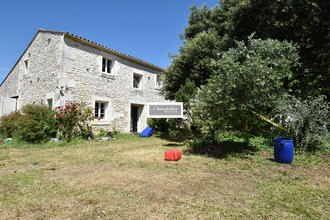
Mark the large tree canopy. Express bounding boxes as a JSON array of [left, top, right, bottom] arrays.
[[165, 0, 329, 100], [164, 31, 225, 100], [194, 37, 299, 132]]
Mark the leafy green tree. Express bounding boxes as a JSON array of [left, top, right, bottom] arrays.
[[220, 0, 330, 99], [171, 0, 329, 100], [164, 31, 225, 100], [175, 78, 197, 122], [194, 37, 299, 139], [183, 4, 225, 40]]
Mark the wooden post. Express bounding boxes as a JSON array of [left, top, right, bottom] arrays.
[[244, 120, 249, 145]]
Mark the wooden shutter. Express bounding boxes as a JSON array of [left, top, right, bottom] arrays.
[[1, 97, 17, 117]]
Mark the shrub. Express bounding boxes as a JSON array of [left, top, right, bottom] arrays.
[[147, 118, 170, 132], [99, 128, 107, 137], [147, 118, 187, 134], [1, 103, 94, 143], [186, 135, 216, 154], [274, 95, 329, 152], [0, 111, 22, 138], [15, 104, 58, 143], [56, 102, 93, 141], [0, 105, 58, 143]]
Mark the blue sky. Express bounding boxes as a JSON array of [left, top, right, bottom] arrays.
[[0, 0, 219, 83]]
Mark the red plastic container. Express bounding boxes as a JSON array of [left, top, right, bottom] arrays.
[[165, 150, 181, 161]]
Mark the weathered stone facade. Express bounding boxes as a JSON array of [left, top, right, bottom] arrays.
[[0, 29, 166, 133]]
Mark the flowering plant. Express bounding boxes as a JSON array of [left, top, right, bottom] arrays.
[[0, 111, 22, 139], [56, 102, 94, 141], [0, 104, 58, 143]]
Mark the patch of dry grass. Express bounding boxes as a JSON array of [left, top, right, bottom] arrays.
[[0, 135, 329, 219]]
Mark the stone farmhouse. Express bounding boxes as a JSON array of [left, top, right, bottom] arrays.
[[0, 29, 166, 133]]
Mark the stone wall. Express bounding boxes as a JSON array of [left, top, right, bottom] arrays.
[[0, 66, 20, 116], [0, 30, 166, 133], [61, 37, 166, 133], [0, 31, 63, 115], [18, 32, 63, 108]]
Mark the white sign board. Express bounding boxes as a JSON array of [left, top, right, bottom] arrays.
[[147, 102, 183, 118]]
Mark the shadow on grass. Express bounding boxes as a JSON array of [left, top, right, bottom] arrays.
[[163, 143, 181, 147], [156, 132, 260, 159], [155, 132, 189, 143], [193, 141, 258, 159]]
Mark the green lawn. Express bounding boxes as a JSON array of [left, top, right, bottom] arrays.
[[0, 135, 329, 219]]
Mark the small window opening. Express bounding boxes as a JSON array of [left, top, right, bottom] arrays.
[[156, 74, 162, 87], [133, 74, 142, 89], [102, 58, 112, 74], [24, 60, 29, 75], [47, 98, 53, 109]]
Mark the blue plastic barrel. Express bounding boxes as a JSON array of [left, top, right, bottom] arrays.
[[274, 137, 294, 164]]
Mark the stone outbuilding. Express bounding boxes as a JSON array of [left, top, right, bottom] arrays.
[[0, 29, 166, 133]]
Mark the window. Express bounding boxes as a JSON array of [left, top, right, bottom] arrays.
[[133, 74, 142, 89], [24, 60, 29, 75], [47, 98, 53, 109], [95, 102, 107, 120], [156, 74, 162, 88], [102, 58, 112, 74]]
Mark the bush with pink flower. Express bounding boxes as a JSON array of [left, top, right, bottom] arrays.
[[55, 102, 94, 141], [0, 102, 94, 143]]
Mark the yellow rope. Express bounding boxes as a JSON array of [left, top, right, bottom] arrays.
[[250, 110, 287, 132]]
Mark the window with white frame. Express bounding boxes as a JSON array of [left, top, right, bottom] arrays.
[[94, 102, 107, 120], [133, 73, 142, 89], [102, 57, 112, 74]]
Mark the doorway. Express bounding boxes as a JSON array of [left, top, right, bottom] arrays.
[[131, 106, 139, 133]]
